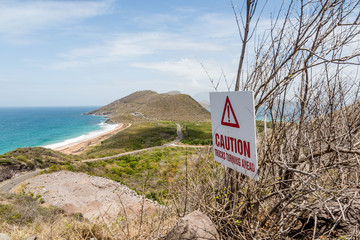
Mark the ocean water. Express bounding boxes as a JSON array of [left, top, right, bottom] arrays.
[[0, 107, 117, 155]]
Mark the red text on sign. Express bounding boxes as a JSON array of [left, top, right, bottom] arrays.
[[215, 133, 251, 158], [214, 148, 255, 172]]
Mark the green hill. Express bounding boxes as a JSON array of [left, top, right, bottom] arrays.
[[87, 90, 210, 122]]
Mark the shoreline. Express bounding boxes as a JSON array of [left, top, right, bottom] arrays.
[[49, 123, 131, 155]]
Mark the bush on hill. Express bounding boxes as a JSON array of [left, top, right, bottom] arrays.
[[0, 193, 112, 239], [0, 147, 76, 168], [181, 122, 212, 145], [82, 121, 178, 158]]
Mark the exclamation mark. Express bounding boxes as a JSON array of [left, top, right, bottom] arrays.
[[227, 104, 230, 122]]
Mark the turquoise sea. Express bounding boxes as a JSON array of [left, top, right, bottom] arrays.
[[0, 107, 116, 155]]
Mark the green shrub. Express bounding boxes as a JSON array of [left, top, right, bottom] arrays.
[[123, 167, 135, 175], [16, 155, 28, 162], [110, 167, 122, 177], [0, 159, 13, 165], [67, 165, 75, 171], [83, 121, 178, 158], [49, 165, 62, 172], [255, 120, 273, 133], [181, 122, 212, 145]]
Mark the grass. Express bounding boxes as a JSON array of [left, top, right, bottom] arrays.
[[46, 147, 211, 204], [0, 147, 78, 169], [0, 145, 216, 239], [0, 193, 114, 240], [0, 193, 60, 225], [181, 121, 212, 145], [82, 121, 178, 158], [0, 159, 13, 166], [0, 118, 274, 238]]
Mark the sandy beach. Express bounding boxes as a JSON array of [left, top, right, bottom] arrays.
[[54, 123, 131, 155]]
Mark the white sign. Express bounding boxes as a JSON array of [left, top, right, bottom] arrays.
[[209, 91, 258, 180]]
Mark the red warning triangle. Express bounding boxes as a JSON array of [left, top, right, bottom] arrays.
[[221, 96, 240, 128]]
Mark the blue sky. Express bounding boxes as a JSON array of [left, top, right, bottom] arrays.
[[0, 0, 278, 107]]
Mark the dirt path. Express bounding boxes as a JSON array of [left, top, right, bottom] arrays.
[[0, 169, 42, 193]]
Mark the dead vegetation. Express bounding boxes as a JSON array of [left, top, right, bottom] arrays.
[[192, 0, 360, 239], [1, 1, 360, 239], [0, 192, 111, 240], [0, 187, 178, 240]]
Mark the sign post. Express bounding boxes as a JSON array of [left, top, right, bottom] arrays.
[[210, 91, 258, 180]]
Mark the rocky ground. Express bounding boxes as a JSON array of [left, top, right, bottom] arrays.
[[18, 171, 159, 225]]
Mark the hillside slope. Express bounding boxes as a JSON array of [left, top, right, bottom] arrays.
[[87, 90, 210, 122], [0, 147, 75, 182]]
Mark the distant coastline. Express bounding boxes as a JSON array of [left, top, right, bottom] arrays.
[[53, 123, 131, 155], [44, 121, 119, 151], [0, 107, 106, 155]]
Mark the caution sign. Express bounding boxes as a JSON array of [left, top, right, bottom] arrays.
[[221, 96, 240, 128], [210, 91, 258, 180]]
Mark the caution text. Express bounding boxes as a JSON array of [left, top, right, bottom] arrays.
[[215, 133, 251, 158]]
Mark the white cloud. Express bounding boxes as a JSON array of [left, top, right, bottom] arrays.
[[0, 0, 113, 39], [132, 58, 205, 79], [131, 58, 237, 92], [48, 32, 225, 69], [194, 13, 239, 39], [133, 10, 238, 40]]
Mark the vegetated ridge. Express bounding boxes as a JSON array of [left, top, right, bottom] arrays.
[[87, 90, 210, 122], [0, 147, 75, 182]]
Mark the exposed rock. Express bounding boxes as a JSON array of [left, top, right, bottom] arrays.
[[163, 210, 219, 240], [0, 233, 11, 240], [22, 171, 159, 225], [0, 165, 33, 182]]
